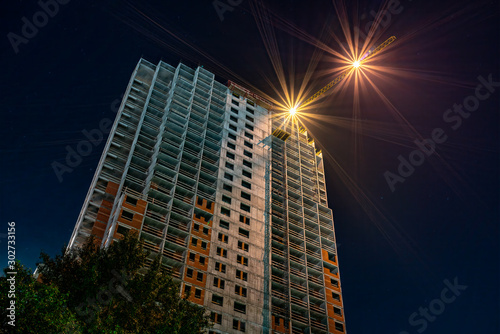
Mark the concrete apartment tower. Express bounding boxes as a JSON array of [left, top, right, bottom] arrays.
[[68, 59, 346, 334]]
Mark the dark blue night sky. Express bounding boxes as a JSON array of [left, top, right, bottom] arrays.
[[1, 0, 498, 333]]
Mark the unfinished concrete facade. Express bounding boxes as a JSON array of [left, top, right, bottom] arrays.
[[68, 59, 346, 334]]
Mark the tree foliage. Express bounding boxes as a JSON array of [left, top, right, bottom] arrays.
[[1, 232, 212, 333], [0, 261, 81, 333]]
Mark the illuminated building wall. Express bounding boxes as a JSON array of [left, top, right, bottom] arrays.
[[68, 59, 346, 334]]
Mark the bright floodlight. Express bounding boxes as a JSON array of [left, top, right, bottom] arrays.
[[290, 107, 297, 115], [353, 61, 360, 68]]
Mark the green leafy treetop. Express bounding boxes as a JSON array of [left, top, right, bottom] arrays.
[[1, 232, 212, 333]]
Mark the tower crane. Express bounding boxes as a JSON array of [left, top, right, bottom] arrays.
[[300, 36, 396, 107]]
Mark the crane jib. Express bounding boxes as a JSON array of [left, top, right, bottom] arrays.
[[302, 36, 396, 106]]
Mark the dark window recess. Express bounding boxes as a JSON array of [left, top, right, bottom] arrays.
[[193, 223, 200, 232], [240, 203, 251, 212], [328, 253, 337, 262], [232, 100, 240, 106], [228, 132, 237, 140], [229, 124, 237, 131], [241, 191, 251, 200], [212, 294, 224, 306], [247, 100, 255, 107], [191, 237, 198, 246], [239, 215, 250, 225], [230, 115, 238, 123], [235, 285, 248, 297], [242, 170, 252, 179], [244, 132, 253, 140], [237, 255, 248, 266], [331, 278, 339, 287], [221, 207, 231, 217], [231, 107, 239, 114], [121, 210, 134, 221], [201, 241, 207, 250], [245, 123, 254, 131], [203, 227, 209, 235], [197, 272, 204, 281], [187, 268, 193, 278], [223, 183, 233, 192], [236, 269, 248, 281], [226, 151, 235, 159], [222, 195, 232, 204], [334, 307, 342, 316], [189, 253, 196, 261], [243, 150, 253, 158], [238, 241, 249, 252], [242, 180, 252, 189], [220, 220, 230, 230], [224, 173, 233, 181], [197, 197, 204, 205], [225, 162, 234, 170], [335, 322, 344, 332], [125, 196, 138, 206], [227, 142, 236, 150], [239, 228, 250, 238], [218, 233, 228, 243], [234, 302, 247, 314], [213, 277, 225, 289], [217, 247, 228, 258], [244, 141, 253, 149], [233, 319, 246, 332], [332, 292, 341, 301], [211, 312, 222, 324], [246, 115, 254, 122], [199, 256, 206, 265], [117, 225, 129, 236], [243, 160, 252, 168], [184, 285, 191, 296], [215, 262, 226, 273]]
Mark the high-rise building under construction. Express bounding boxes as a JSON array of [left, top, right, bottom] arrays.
[[68, 59, 346, 334]]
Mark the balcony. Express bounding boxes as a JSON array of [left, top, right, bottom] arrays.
[[142, 224, 164, 238]]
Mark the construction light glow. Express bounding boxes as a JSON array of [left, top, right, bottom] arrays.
[[290, 107, 297, 115], [353, 61, 360, 68]]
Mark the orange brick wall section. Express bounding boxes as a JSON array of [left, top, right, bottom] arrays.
[[188, 236, 211, 256], [193, 214, 211, 225], [195, 197, 214, 214], [191, 223, 212, 241], [105, 181, 119, 196], [186, 251, 209, 271], [327, 318, 345, 334], [113, 196, 147, 239], [183, 267, 207, 288], [91, 199, 113, 240], [183, 283, 205, 305], [271, 315, 290, 334], [321, 249, 346, 332], [90, 181, 119, 241]]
